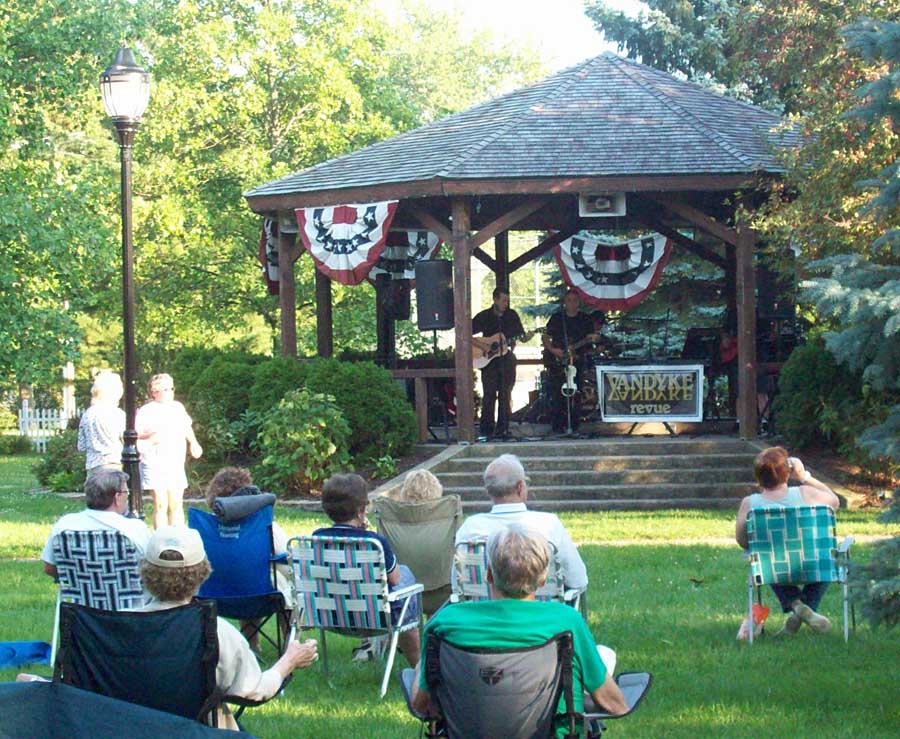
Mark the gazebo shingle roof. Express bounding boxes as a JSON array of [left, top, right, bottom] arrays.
[[245, 52, 798, 201]]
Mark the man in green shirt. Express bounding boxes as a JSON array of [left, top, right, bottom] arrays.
[[411, 525, 627, 733]]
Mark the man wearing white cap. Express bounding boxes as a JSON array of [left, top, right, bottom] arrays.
[[137, 525, 318, 729]]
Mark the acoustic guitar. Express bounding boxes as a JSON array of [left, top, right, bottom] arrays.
[[472, 330, 539, 370]]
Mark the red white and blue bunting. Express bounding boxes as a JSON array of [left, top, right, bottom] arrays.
[[258, 217, 280, 295], [295, 201, 399, 285], [368, 229, 442, 282], [555, 233, 672, 311]]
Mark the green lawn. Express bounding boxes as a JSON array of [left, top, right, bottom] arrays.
[[1, 454, 897, 737]]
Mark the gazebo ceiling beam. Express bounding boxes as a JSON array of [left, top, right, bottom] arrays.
[[473, 248, 497, 271], [638, 216, 727, 269], [648, 194, 739, 246], [407, 204, 453, 244], [508, 226, 580, 273], [469, 197, 550, 249]]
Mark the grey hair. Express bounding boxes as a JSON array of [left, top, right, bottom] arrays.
[[483, 454, 526, 499], [91, 370, 123, 405], [487, 524, 549, 598], [85, 469, 129, 510]]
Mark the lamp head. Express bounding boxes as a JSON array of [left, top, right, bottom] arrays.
[[100, 46, 150, 123]]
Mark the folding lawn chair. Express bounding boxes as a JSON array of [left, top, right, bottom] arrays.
[[188, 503, 289, 655], [451, 537, 587, 613], [53, 601, 223, 726], [373, 494, 462, 614], [745, 504, 855, 643], [287, 534, 423, 698], [49, 529, 145, 664], [398, 631, 652, 738]]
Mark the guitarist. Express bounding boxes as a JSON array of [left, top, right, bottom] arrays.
[[542, 289, 603, 433], [472, 287, 525, 441]]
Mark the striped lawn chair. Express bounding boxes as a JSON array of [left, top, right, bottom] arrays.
[[450, 537, 587, 614], [287, 534, 423, 698], [50, 530, 144, 664], [746, 505, 854, 643]]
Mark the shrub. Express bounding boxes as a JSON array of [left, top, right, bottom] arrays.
[[187, 358, 257, 461], [0, 404, 17, 432], [248, 357, 310, 416], [0, 434, 33, 455], [168, 347, 262, 403], [32, 429, 84, 492], [253, 389, 351, 496], [303, 359, 416, 461], [773, 339, 860, 448]]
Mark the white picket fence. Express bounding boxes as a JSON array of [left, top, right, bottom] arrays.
[[18, 401, 78, 453]]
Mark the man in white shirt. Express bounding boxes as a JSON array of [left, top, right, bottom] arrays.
[[41, 470, 151, 579], [455, 454, 588, 591]]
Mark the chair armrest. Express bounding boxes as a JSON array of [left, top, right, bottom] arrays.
[[582, 672, 653, 720], [224, 674, 292, 707], [838, 536, 854, 555], [398, 668, 432, 720], [270, 552, 288, 565], [387, 583, 425, 602]]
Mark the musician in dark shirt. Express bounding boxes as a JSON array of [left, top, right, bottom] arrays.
[[542, 290, 603, 433], [472, 288, 525, 440]]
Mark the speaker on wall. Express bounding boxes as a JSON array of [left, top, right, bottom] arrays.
[[415, 259, 454, 330]]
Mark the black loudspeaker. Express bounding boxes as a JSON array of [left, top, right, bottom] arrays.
[[415, 259, 454, 330]]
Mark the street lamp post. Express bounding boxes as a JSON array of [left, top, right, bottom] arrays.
[[100, 46, 150, 517]]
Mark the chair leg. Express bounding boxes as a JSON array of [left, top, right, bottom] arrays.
[[50, 591, 61, 667], [842, 577, 849, 643], [381, 628, 401, 699], [319, 627, 329, 680], [748, 575, 755, 645]]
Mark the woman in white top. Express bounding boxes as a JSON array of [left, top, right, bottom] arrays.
[[77, 370, 126, 478], [136, 373, 203, 528], [735, 446, 840, 636]]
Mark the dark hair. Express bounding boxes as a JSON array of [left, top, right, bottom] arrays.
[[205, 466, 253, 508], [492, 287, 509, 300], [754, 446, 790, 490], [321, 473, 369, 523], [85, 469, 128, 510]]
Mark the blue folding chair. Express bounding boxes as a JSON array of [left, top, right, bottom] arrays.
[[188, 505, 288, 655]]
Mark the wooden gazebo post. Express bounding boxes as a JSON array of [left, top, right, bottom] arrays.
[[315, 270, 333, 358], [277, 223, 300, 357], [735, 220, 758, 438], [451, 196, 474, 442]]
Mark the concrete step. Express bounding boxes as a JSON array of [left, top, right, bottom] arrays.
[[458, 497, 744, 512], [440, 481, 753, 502], [455, 438, 756, 458], [441, 453, 756, 473], [435, 467, 753, 487]]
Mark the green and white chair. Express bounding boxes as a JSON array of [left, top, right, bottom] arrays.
[[451, 537, 587, 614], [287, 534, 423, 698], [745, 505, 854, 643]]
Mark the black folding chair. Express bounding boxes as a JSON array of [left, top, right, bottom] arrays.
[[53, 601, 222, 726], [399, 631, 651, 738]]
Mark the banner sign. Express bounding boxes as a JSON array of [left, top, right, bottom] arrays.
[[554, 233, 672, 310], [258, 217, 280, 295], [596, 364, 704, 422], [368, 229, 441, 282]]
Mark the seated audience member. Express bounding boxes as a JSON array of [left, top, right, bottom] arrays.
[[205, 466, 293, 647], [455, 454, 587, 591], [42, 470, 151, 579], [411, 525, 628, 728], [314, 473, 421, 666], [137, 526, 318, 729], [735, 447, 841, 635], [389, 468, 443, 503]]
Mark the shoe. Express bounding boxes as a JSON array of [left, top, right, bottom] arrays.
[[352, 639, 375, 662], [793, 603, 830, 633], [773, 613, 801, 637]]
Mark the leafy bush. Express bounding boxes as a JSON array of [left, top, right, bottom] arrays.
[[187, 358, 257, 461], [253, 389, 351, 496], [851, 518, 899, 629], [248, 357, 310, 416], [0, 434, 33, 454], [773, 339, 860, 448], [303, 359, 416, 462], [168, 347, 262, 403], [0, 404, 17, 431], [32, 429, 84, 492]]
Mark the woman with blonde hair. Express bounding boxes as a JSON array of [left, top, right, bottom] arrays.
[[396, 468, 443, 503], [136, 373, 202, 528], [77, 370, 125, 479]]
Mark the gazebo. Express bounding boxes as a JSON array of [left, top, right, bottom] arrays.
[[244, 52, 799, 442]]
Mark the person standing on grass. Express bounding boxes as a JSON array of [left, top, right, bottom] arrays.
[[41, 470, 151, 579], [735, 446, 841, 636], [136, 373, 202, 529], [77, 370, 125, 479]]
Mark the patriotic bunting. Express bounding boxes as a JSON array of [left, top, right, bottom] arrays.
[[295, 201, 399, 285], [555, 233, 672, 310], [258, 217, 280, 295], [368, 229, 442, 282]]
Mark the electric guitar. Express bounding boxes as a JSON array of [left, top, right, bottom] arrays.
[[542, 333, 605, 368], [472, 330, 539, 370]]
